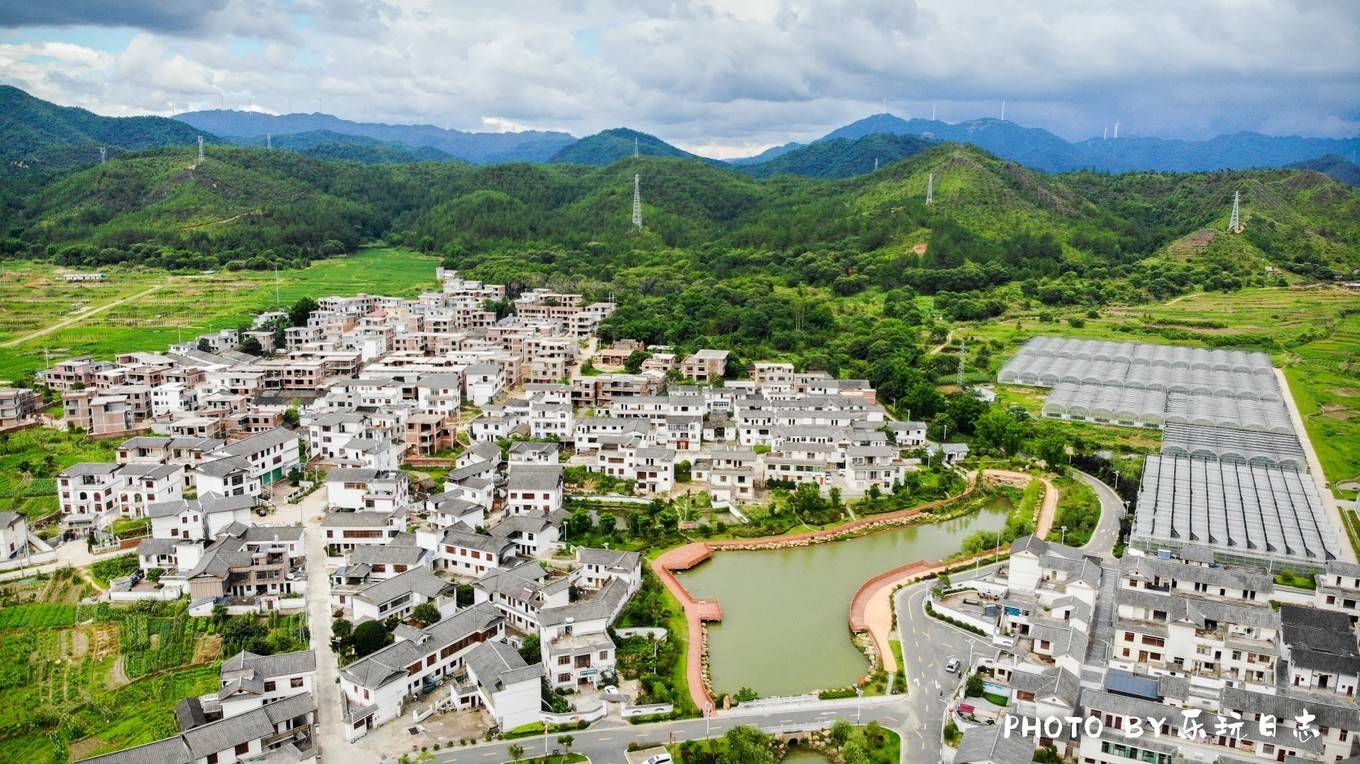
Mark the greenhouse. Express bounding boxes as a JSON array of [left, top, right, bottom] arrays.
[[1161, 422, 1306, 471], [1041, 382, 1166, 428], [1132, 454, 1337, 564], [1008, 337, 1273, 374], [1162, 392, 1294, 434]]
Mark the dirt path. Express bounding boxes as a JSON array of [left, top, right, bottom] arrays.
[[1, 285, 163, 348], [177, 209, 261, 231]]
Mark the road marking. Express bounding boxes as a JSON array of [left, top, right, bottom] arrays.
[[598, 736, 612, 740]]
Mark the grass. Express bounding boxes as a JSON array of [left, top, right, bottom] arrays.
[[0, 246, 441, 382], [1048, 476, 1101, 547], [0, 428, 119, 529], [89, 555, 139, 588]]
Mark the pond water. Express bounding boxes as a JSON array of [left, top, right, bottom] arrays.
[[782, 750, 833, 763], [678, 497, 1011, 697]]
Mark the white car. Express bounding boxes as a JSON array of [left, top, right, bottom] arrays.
[[944, 657, 961, 673], [643, 755, 673, 764]]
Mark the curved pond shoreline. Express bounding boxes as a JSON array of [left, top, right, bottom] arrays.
[[652, 470, 1052, 711]]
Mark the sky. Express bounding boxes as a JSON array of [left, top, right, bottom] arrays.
[[1, 0, 1357, 159]]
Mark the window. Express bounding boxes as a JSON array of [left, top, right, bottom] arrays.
[[264, 681, 276, 692], [291, 677, 304, 688], [235, 742, 250, 755]]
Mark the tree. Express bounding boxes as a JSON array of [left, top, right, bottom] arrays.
[[965, 672, 985, 697], [332, 617, 353, 647], [1034, 432, 1068, 469], [830, 718, 853, 745], [351, 619, 390, 658], [282, 404, 301, 427], [719, 726, 776, 764], [288, 297, 319, 327], [196, 338, 212, 352], [559, 734, 574, 755], [518, 633, 541, 664], [842, 741, 870, 764], [507, 744, 524, 761], [239, 335, 263, 356], [734, 686, 759, 703], [411, 602, 441, 627], [623, 349, 649, 374]]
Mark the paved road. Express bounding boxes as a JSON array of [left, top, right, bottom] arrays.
[[430, 699, 907, 764], [886, 467, 1127, 762]]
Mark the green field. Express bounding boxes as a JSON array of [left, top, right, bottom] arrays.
[[0, 428, 119, 533], [967, 286, 1360, 496], [0, 577, 308, 763], [0, 246, 440, 382]]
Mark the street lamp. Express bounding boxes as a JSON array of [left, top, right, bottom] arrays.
[[856, 686, 863, 723], [1114, 470, 1121, 490], [705, 703, 714, 738], [1060, 525, 1068, 545]]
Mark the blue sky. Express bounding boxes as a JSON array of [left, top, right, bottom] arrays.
[[1, 0, 1356, 158]]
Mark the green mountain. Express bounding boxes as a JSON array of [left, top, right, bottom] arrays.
[[230, 130, 461, 164], [736, 133, 935, 179], [0, 85, 213, 175], [5, 139, 1357, 290], [549, 128, 721, 166]]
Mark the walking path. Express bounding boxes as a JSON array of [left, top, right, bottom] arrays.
[[1, 285, 163, 348]]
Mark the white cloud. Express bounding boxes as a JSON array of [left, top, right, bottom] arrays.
[[1, 0, 1356, 154]]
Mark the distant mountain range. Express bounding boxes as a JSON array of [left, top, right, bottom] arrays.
[[3, 86, 1358, 182], [731, 113, 1360, 175], [174, 109, 575, 164]]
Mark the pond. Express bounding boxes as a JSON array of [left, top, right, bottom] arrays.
[[678, 496, 1011, 697]]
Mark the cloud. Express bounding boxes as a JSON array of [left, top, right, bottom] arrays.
[[1, 0, 1356, 154]]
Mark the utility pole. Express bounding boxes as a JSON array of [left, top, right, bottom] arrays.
[[1229, 190, 1243, 233], [631, 173, 643, 230], [926, 172, 935, 206]]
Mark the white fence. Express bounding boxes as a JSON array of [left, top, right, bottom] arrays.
[[543, 701, 608, 725], [621, 703, 674, 718]]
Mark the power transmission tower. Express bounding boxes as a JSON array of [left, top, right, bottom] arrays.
[[1113, 121, 1120, 139], [197, 135, 205, 164], [1103, 126, 1108, 141], [634, 137, 639, 158], [632, 173, 643, 230], [925, 173, 935, 205], [98, 146, 107, 164], [1000, 100, 1006, 121], [931, 102, 937, 121], [266, 133, 272, 150], [1229, 190, 1243, 233], [874, 157, 879, 171]]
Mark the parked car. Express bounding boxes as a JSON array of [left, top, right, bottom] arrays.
[[644, 755, 674, 764], [945, 657, 961, 673]]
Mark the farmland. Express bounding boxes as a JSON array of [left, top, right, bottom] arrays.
[[0, 246, 441, 382], [0, 427, 120, 535], [0, 572, 308, 763]]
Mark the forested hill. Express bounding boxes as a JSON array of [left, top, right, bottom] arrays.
[[735, 133, 934, 179], [549, 128, 723, 166], [0, 85, 214, 175], [5, 141, 1357, 293]]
